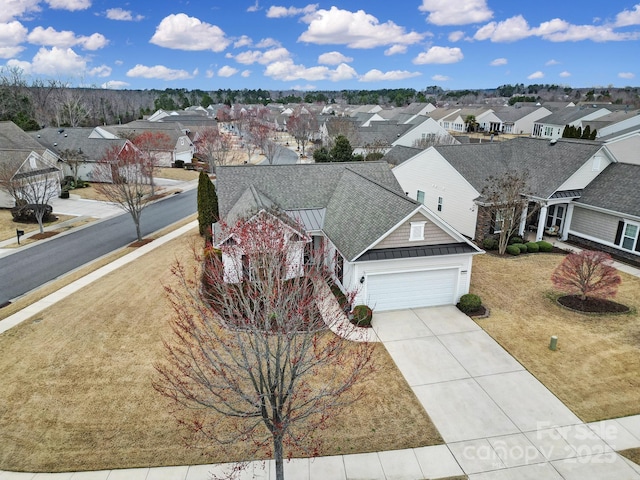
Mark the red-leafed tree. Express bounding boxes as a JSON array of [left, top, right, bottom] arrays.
[[131, 131, 172, 195], [154, 212, 375, 480], [195, 127, 240, 173], [551, 250, 621, 301], [93, 143, 153, 241]]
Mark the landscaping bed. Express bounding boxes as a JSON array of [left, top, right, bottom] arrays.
[[557, 295, 630, 314]]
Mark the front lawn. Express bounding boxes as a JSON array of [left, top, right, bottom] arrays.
[[0, 229, 441, 472], [471, 253, 640, 423], [0, 209, 76, 242]]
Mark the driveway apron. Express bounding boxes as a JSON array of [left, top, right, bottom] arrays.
[[372, 306, 640, 479]]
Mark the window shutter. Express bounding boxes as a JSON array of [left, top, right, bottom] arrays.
[[614, 221, 624, 245], [635, 237, 640, 252]]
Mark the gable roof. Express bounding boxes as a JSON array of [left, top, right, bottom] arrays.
[[0, 121, 47, 153], [382, 145, 424, 166], [535, 107, 608, 126], [575, 163, 640, 218], [30, 128, 127, 161], [431, 137, 603, 199]]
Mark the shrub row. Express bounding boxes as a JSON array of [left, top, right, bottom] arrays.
[[351, 305, 373, 327], [458, 293, 482, 313], [507, 240, 553, 255]]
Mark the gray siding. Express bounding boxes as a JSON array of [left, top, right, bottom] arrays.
[[570, 206, 620, 243], [374, 213, 456, 249]]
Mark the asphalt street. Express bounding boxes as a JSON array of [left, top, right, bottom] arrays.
[[0, 189, 197, 305]]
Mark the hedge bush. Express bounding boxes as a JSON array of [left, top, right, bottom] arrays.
[[330, 284, 350, 313], [458, 293, 482, 313], [351, 305, 373, 327], [509, 236, 523, 245], [537, 240, 553, 252], [513, 243, 528, 253], [506, 244, 521, 256], [482, 237, 498, 250], [525, 241, 539, 253]]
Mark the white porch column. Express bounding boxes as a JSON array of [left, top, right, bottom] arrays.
[[536, 205, 548, 241], [518, 204, 529, 237], [561, 203, 575, 241]]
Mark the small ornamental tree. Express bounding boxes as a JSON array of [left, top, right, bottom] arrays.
[[154, 212, 375, 480], [93, 143, 153, 241], [197, 170, 218, 240], [551, 250, 621, 301]]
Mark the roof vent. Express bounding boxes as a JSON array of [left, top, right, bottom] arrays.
[[549, 138, 558, 145]]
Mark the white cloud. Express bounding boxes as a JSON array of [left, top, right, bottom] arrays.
[[448, 31, 465, 42], [0, 0, 40, 22], [150, 13, 231, 52], [18, 46, 88, 76], [432, 74, 450, 81], [88, 65, 111, 77], [291, 84, 316, 91], [206, 69, 214, 78], [419, 0, 493, 26], [360, 69, 421, 82], [126, 64, 194, 81], [490, 57, 507, 66], [264, 59, 356, 82], [45, 0, 91, 11], [528, 71, 544, 79], [114, 59, 123, 65], [234, 47, 291, 65], [384, 45, 407, 56], [27, 27, 108, 50], [266, 4, 318, 18], [298, 6, 424, 48], [616, 4, 640, 26], [559, 71, 571, 77], [105, 8, 143, 21], [318, 51, 353, 65], [101, 80, 130, 89], [218, 65, 238, 77], [241, 70, 251, 77], [413, 46, 463, 64], [0, 21, 28, 58], [6, 59, 32, 74], [234, 35, 252, 48], [545, 59, 560, 66], [256, 38, 281, 48], [475, 14, 640, 43], [619, 72, 635, 79], [247, 0, 260, 13]]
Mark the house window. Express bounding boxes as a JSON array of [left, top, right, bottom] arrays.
[[544, 126, 554, 137], [592, 156, 602, 172], [180, 138, 185, 145], [493, 210, 505, 233], [437, 197, 443, 212], [416, 190, 425, 204], [410, 221, 426, 241], [622, 223, 639, 251]]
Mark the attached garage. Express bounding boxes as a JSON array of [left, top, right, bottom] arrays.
[[365, 268, 459, 311]]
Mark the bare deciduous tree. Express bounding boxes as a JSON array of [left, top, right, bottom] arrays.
[[195, 127, 241, 173], [551, 250, 621, 301], [93, 143, 153, 241], [480, 171, 536, 255], [411, 133, 458, 149], [130, 131, 172, 195], [154, 212, 375, 480], [287, 108, 317, 157]]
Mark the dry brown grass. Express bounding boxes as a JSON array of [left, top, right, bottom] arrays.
[[156, 167, 200, 181], [0, 227, 440, 473], [471, 253, 640, 423], [0, 210, 76, 242], [620, 448, 640, 466], [67, 185, 111, 202]]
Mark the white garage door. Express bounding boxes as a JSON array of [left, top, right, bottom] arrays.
[[366, 268, 458, 311]]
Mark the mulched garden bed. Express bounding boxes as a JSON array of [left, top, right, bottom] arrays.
[[557, 295, 630, 314], [128, 239, 154, 248], [31, 231, 59, 240]]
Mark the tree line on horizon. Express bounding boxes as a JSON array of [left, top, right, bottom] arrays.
[[1, 66, 638, 133]]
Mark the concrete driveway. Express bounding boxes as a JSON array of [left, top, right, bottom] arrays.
[[372, 306, 640, 479]]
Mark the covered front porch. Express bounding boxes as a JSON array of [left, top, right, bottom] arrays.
[[519, 190, 582, 242]]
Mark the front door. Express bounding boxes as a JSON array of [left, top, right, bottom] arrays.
[[546, 204, 565, 230]]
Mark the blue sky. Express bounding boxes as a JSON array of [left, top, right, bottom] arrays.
[[2, 0, 639, 91]]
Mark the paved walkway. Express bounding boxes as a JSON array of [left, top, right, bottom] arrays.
[[1, 228, 640, 478]]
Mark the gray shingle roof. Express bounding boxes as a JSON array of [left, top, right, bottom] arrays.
[[0, 121, 47, 152], [30, 128, 127, 162], [357, 243, 477, 262], [536, 107, 607, 126], [434, 137, 603, 199], [575, 163, 640, 218], [216, 162, 419, 261], [382, 145, 423, 166]]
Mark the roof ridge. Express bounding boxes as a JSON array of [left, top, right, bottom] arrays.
[[343, 166, 418, 206]]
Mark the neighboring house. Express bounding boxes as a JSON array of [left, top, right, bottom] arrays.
[[215, 162, 482, 312], [532, 107, 610, 139], [30, 128, 129, 181], [0, 121, 62, 208], [491, 105, 552, 135], [393, 137, 614, 244], [391, 117, 458, 148], [583, 109, 640, 140]]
